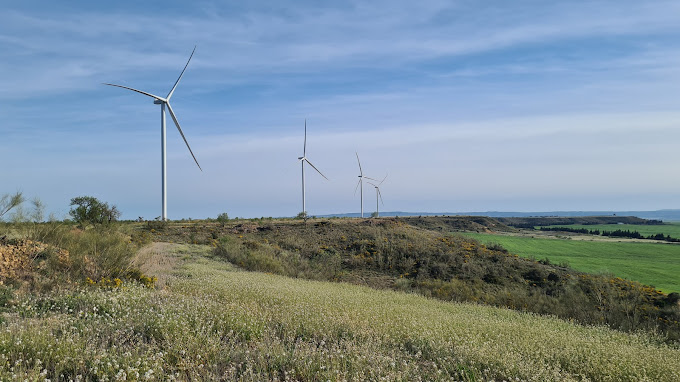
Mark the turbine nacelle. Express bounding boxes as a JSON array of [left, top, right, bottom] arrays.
[[103, 48, 201, 172]]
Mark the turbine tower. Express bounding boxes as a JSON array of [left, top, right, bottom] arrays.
[[354, 153, 377, 218], [104, 47, 201, 221], [298, 119, 328, 216], [368, 175, 387, 218]]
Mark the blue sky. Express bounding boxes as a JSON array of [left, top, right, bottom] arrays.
[[2, 1, 680, 219]]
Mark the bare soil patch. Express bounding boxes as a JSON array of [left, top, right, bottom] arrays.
[[134, 242, 183, 288]]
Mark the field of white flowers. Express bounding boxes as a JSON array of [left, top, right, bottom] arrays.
[[1, 244, 678, 381]]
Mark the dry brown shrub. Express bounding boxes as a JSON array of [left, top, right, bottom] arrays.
[[0, 238, 69, 284]]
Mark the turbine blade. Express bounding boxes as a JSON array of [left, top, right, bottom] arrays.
[[355, 152, 363, 176], [103, 83, 163, 101], [364, 176, 379, 182], [354, 179, 361, 196], [378, 189, 384, 206], [304, 159, 328, 180], [166, 102, 202, 171], [367, 181, 378, 188], [303, 119, 307, 157], [379, 173, 388, 185], [167, 46, 196, 100]]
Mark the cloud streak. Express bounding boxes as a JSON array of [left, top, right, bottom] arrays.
[[2, 1, 680, 218]]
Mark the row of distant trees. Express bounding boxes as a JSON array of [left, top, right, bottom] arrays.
[[2, 192, 237, 228], [539, 226, 680, 243]]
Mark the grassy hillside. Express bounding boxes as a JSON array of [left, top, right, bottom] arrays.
[[464, 232, 680, 293], [399, 215, 515, 232], [1, 244, 678, 381], [1, 217, 680, 379], [142, 218, 680, 342]]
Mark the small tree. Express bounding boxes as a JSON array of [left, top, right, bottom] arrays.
[[69, 196, 121, 227], [216, 212, 229, 227], [296, 211, 308, 221], [0, 192, 24, 221]]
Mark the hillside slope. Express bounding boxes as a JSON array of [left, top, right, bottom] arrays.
[[148, 218, 680, 342], [3, 244, 678, 380], [400, 215, 515, 232]]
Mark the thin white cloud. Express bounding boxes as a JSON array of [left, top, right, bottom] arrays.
[[3, 1, 680, 86], [3, 1, 680, 218]]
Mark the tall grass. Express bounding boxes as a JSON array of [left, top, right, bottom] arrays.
[[0, 247, 678, 381], [204, 219, 680, 343], [0, 222, 144, 291]]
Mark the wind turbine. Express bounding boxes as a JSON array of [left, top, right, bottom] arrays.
[[368, 174, 387, 218], [298, 119, 328, 217], [354, 153, 377, 218], [104, 47, 201, 221]]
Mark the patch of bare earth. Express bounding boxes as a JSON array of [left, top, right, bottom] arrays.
[[0, 238, 70, 286], [134, 242, 183, 288]]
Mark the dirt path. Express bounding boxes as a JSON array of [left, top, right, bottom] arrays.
[[133, 242, 184, 288], [133, 242, 217, 288]]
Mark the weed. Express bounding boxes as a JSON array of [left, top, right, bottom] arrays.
[[207, 219, 680, 343], [0, 222, 148, 291]]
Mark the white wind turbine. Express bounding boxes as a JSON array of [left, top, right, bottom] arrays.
[[354, 153, 377, 218], [368, 174, 387, 218], [298, 120, 328, 216], [104, 47, 201, 221]]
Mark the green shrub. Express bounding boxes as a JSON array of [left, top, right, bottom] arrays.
[[0, 285, 14, 308], [2, 222, 142, 291], [145, 219, 168, 232], [216, 212, 229, 226], [486, 242, 508, 253], [130, 229, 153, 246], [69, 196, 121, 228]]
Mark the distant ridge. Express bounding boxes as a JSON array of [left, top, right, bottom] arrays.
[[319, 209, 680, 221]]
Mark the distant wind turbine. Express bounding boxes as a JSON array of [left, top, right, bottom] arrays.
[[298, 120, 328, 216], [368, 174, 387, 218], [354, 153, 377, 218], [104, 46, 201, 221]]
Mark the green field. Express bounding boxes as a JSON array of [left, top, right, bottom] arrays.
[[2, 244, 678, 381], [463, 233, 680, 293], [544, 223, 680, 239]]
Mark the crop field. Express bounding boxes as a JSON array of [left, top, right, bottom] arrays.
[[543, 223, 680, 239], [464, 232, 680, 293], [1, 243, 678, 381]]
